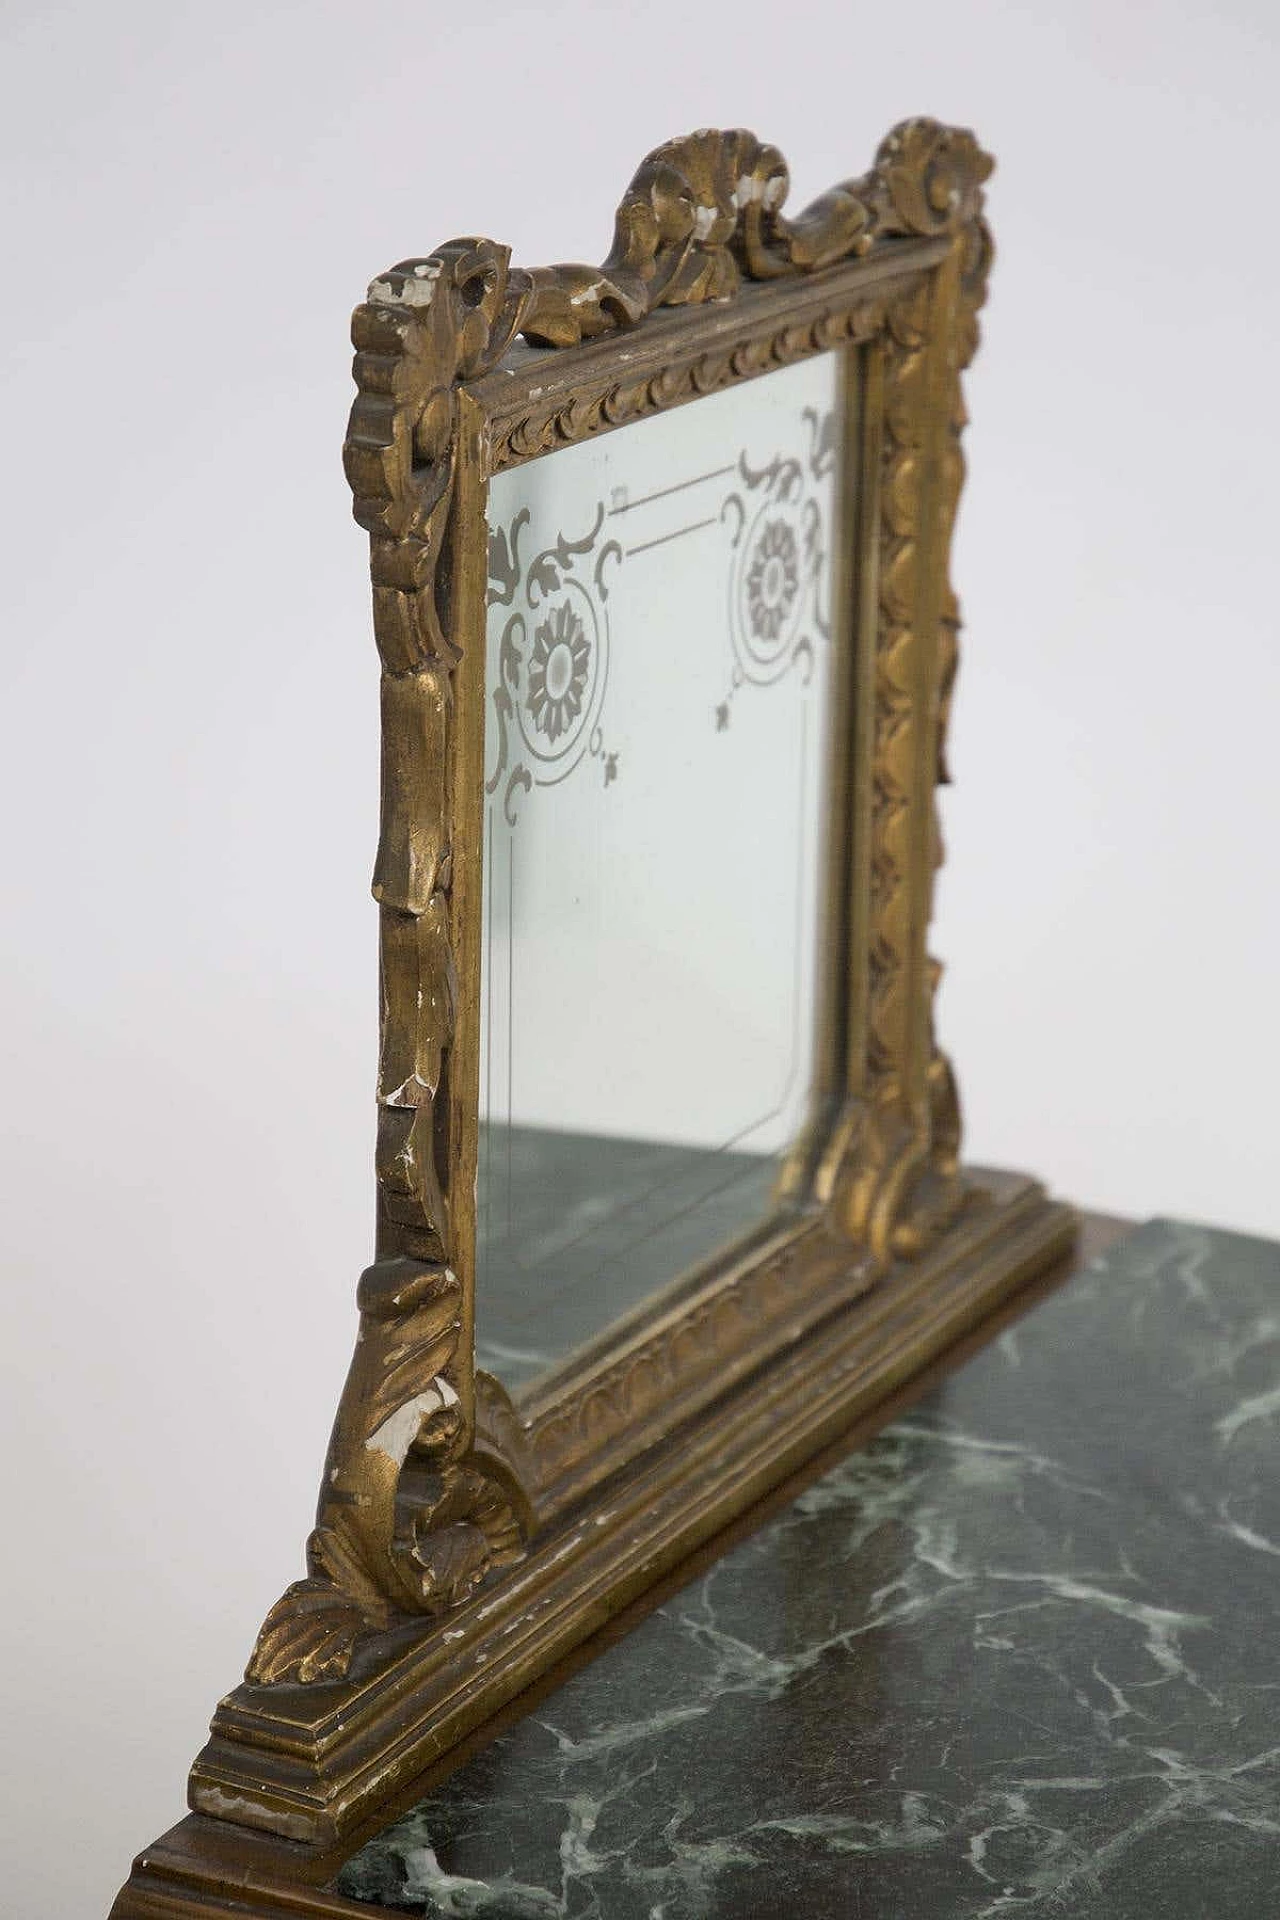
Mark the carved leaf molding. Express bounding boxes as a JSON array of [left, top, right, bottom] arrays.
[[246, 120, 993, 1686], [841, 209, 993, 1259]]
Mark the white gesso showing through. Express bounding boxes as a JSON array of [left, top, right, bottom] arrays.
[[481, 351, 841, 1155]]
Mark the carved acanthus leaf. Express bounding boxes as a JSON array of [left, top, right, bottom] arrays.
[[246, 1261, 527, 1686]]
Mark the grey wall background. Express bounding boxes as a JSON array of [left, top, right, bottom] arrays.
[[3, 2, 1277, 1911]]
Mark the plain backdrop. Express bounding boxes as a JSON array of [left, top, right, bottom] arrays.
[[3, 1, 1278, 1911]]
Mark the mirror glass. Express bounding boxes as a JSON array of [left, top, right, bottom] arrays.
[[478, 351, 846, 1390]]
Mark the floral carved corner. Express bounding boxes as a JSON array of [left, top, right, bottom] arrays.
[[246, 120, 994, 1687]]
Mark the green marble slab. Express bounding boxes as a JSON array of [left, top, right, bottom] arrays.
[[337, 1219, 1280, 1918]]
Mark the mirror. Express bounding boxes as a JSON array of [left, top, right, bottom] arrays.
[[478, 351, 844, 1389], [145, 125, 1072, 1881]]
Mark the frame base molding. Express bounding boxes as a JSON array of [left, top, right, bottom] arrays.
[[179, 1172, 1073, 1861], [113, 1196, 1129, 1920]]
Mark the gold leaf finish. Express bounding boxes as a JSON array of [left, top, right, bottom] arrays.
[[239, 120, 1001, 1692]]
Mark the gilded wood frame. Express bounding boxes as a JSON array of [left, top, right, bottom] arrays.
[[113, 121, 1075, 1910]]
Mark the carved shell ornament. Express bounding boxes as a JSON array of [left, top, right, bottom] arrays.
[[246, 121, 993, 1687]]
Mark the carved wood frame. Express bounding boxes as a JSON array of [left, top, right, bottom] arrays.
[[114, 121, 1075, 1897]]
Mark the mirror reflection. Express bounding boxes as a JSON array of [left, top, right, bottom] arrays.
[[478, 352, 845, 1389]]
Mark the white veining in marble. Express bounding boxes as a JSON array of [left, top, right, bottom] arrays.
[[338, 1220, 1280, 1918]]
